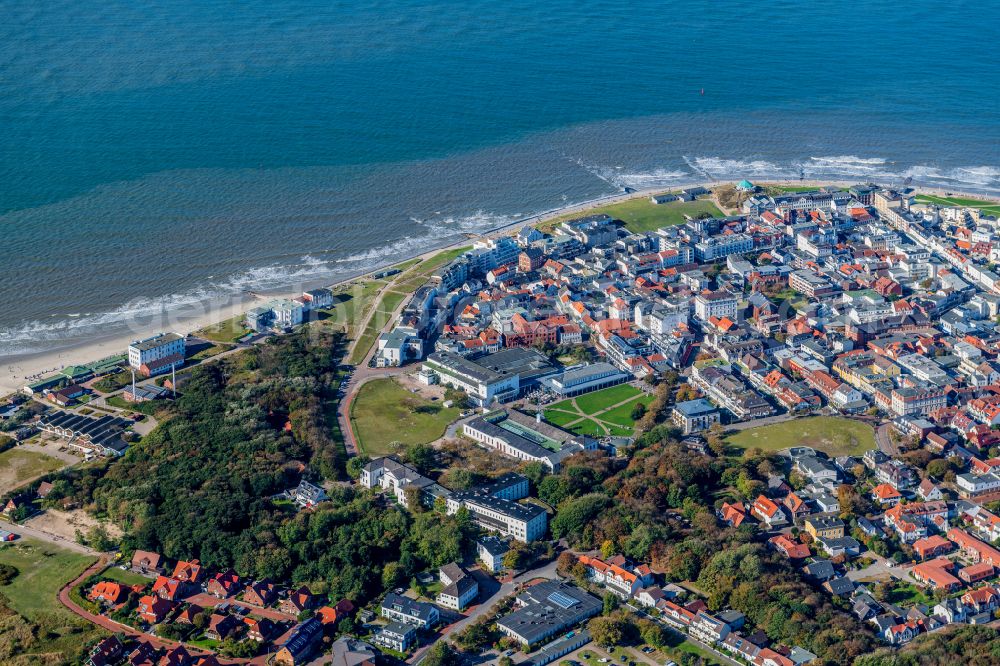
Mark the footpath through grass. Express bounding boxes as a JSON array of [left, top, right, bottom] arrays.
[[350, 378, 461, 455], [543, 384, 653, 437], [725, 416, 875, 456]]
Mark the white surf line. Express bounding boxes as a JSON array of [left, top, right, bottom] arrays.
[[682, 154, 715, 182]]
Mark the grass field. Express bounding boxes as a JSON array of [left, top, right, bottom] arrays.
[[0, 447, 65, 495], [0, 538, 104, 659], [195, 314, 250, 343], [346, 247, 471, 365], [98, 564, 152, 586], [763, 183, 845, 193], [914, 193, 1000, 215], [725, 416, 875, 456], [543, 384, 653, 437], [350, 378, 461, 455], [541, 196, 723, 234], [319, 280, 387, 337]]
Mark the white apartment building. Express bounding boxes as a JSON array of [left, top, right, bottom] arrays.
[[128, 333, 185, 377], [693, 290, 738, 321]]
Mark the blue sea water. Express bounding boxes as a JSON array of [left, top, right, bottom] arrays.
[[1, 0, 998, 356]]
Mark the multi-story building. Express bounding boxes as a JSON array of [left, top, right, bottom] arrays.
[[671, 399, 720, 434], [128, 332, 185, 377], [381, 593, 439, 629], [422, 351, 520, 407], [446, 490, 548, 542], [890, 386, 947, 417], [694, 290, 738, 321], [694, 233, 753, 262]]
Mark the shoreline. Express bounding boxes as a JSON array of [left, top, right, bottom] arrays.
[[2, 178, 998, 396]]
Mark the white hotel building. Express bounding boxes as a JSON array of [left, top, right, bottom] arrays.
[[128, 333, 186, 377]]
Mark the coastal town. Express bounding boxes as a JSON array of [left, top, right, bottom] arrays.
[[6, 181, 1000, 666]]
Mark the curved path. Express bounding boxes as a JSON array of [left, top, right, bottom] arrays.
[[57, 558, 251, 664]]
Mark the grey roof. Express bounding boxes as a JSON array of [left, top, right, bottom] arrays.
[[381, 593, 437, 624], [673, 398, 717, 417], [280, 617, 322, 659], [497, 580, 601, 644], [129, 332, 183, 352], [477, 535, 511, 557]]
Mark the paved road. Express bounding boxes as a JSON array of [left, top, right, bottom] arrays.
[[875, 421, 897, 456], [409, 558, 561, 665], [627, 602, 742, 666], [723, 412, 795, 432], [57, 559, 265, 664]]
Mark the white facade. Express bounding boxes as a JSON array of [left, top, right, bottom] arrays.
[[128, 333, 185, 375]]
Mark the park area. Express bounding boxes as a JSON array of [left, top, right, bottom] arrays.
[[350, 378, 461, 455], [0, 446, 65, 495], [914, 193, 1000, 216], [0, 538, 104, 661], [543, 384, 654, 437], [542, 195, 723, 234], [725, 416, 875, 457]]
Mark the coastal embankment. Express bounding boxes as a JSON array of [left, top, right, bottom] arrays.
[[2, 179, 998, 397]]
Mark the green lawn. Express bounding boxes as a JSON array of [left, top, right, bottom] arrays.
[[92, 370, 131, 393], [0, 538, 105, 660], [573, 385, 644, 414], [98, 565, 152, 587], [189, 343, 230, 361], [195, 314, 251, 343], [319, 280, 387, 338], [346, 248, 471, 365], [764, 184, 845, 193], [543, 385, 649, 438], [725, 416, 875, 456], [0, 447, 65, 495], [914, 193, 1000, 214], [350, 379, 461, 456], [542, 197, 723, 234]]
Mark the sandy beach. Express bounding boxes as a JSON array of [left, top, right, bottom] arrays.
[[2, 179, 997, 397]]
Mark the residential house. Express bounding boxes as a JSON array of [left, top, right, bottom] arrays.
[[243, 580, 280, 607], [804, 515, 845, 540], [137, 595, 172, 624], [206, 613, 241, 641], [151, 576, 183, 602], [280, 586, 317, 616], [130, 550, 162, 575], [274, 617, 324, 666], [88, 581, 127, 606], [751, 495, 788, 529], [381, 593, 439, 629], [436, 563, 479, 611], [375, 622, 418, 653], [86, 636, 124, 666], [871, 483, 902, 506], [206, 571, 242, 598], [171, 559, 203, 585]]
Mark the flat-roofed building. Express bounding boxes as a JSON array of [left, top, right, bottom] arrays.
[[422, 351, 520, 407], [128, 333, 185, 377], [671, 398, 720, 434], [496, 580, 601, 647]]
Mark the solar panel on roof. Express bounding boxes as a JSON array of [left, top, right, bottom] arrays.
[[547, 591, 577, 609]]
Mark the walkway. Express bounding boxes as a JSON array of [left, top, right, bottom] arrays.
[[57, 559, 258, 664], [545, 390, 649, 437]]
